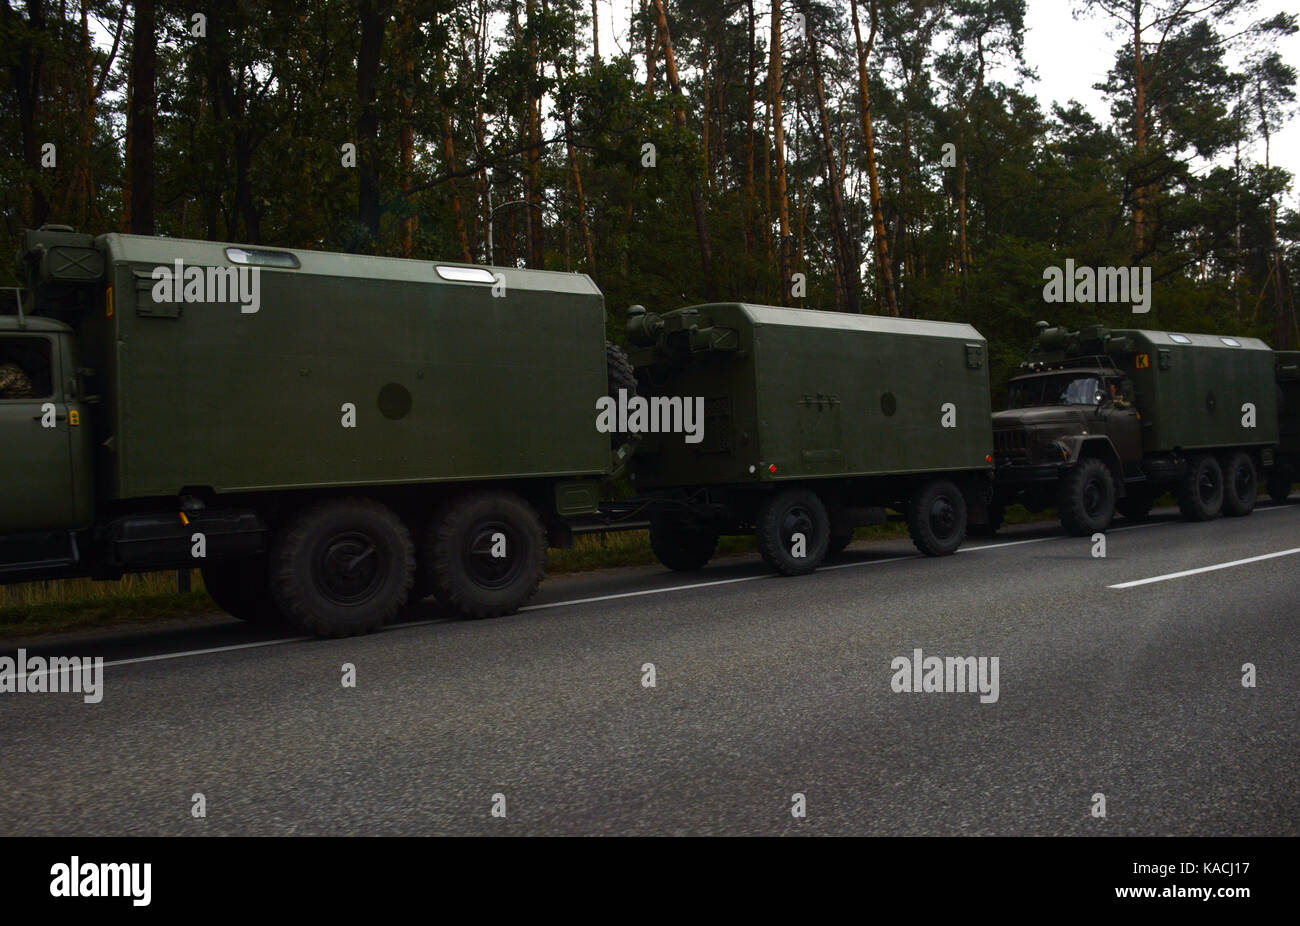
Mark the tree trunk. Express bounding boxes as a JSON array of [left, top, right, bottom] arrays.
[[652, 0, 715, 298], [808, 32, 859, 312], [398, 4, 417, 257], [1132, 1, 1147, 260], [125, 0, 157, 235], [644, 0, 657, 95], [742, 0, 757, 255], [356, 0, 387, 251], [6, 0, 51, 228], [525, 0, 544, 268], [770, 0, 791, 304], [444, 113, 474, 262]]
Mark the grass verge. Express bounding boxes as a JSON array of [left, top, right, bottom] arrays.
[[0, 506, 1047, 639]]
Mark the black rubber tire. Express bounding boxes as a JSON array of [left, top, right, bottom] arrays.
[[606, 342, 638, 448], [756, 488, 829, 575], [1057, 458, 1116, 536], [1177, 453, 1224, 521], [426, 491, 546, 619], [1115, 487, 1155, 521], [270, 498, 414, 637], [1266, 472, 1292, 504], [648, 515, 719, 572], [826, 528, 856, 558], [1221, 452, 1257, 517], [967, 500, 1004, 537], [201, 556, 282, 624], [906, 479, 968, 556]]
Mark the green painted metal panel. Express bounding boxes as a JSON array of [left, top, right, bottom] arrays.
[[1277, 351, 1300, 455], [1110, 330, 1278, 451], [631, 303, 993, 489], [86, 234, 609, 499]]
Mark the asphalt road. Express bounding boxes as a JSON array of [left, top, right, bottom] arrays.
[[2, 503, 1298, 836]]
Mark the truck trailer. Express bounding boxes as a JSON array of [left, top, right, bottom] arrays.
[[622, 303, 997, 574]]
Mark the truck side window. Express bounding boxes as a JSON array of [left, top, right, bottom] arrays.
[[0, 337, 53, 400]]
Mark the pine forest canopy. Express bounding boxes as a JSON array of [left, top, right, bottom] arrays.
[[1, 0, 1297, 393]]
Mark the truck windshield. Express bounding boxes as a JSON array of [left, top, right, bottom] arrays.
[[1007, 374, 1103, 408]]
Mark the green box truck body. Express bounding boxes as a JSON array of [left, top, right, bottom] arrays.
[[86, 234, 609, 499], [1112, 329, 1278, 452], [629, 304, 993, 488]]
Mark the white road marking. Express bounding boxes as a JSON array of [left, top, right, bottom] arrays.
[[1109, 547, 1300, 589], [98, 636, 313, 671], [13, 504, 1292, 671]]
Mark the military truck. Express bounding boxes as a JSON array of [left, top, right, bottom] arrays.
[[622, 303, 996, 574], [1, 226, 626, 636], [1267, 351, 1299, 502], [991, 323, 1279, 534]]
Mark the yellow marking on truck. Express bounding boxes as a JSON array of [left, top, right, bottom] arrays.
[[1135, 352, 1150, 369], [106, 285, 114, 318], [68, 410, 80, 426], [179, 511, 189, 525]]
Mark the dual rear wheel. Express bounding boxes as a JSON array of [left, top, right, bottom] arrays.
[[1176, 452, 1258, 521], [207, 492, 546, 637]]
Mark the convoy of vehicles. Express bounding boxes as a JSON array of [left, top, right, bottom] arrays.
[[0, 226, 1292, 637]]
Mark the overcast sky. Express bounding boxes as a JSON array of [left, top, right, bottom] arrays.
[[1018, 0, 1299, 206], [595, 0, 1300, 211]]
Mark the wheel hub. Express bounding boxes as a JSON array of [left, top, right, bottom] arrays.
[[929, 496, 956, 538], [779, 505, 814, 548], [316, 532, 381, 604], [464, 520, 522, 589]]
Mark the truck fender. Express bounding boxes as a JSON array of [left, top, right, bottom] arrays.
[[1061, 436, 1126, 495]]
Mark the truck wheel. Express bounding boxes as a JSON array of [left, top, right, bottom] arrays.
[[649, 515, 719, 571], [1266, 472, 1292, 503], [1176, 453, 1224, 521], [1057, 458, 1115, 536], [426, 491, 546, 619], [606, 342, 638, 447], [826, 528, 856, 558], [1221, 452, 1257, 517], [201, 556, 282, 625], [1115, 488, 1154, 521], [271, 498, 415, 637], [906, 479, 967, 556], [756, 488, 829, 575]]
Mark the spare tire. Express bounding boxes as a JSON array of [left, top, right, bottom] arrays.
[[606, 342, 637, 448]]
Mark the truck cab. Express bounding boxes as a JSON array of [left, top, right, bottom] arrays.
[[0, 312, 96, 574], [995, 366, 1142, 475], [992, 321, 1278, 536]]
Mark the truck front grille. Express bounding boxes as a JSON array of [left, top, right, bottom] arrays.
[[993, 427, 1030, 463]]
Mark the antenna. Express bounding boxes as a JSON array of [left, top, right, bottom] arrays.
[[1, 286, 25, 330]]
